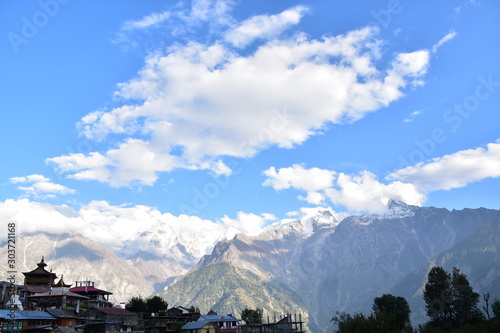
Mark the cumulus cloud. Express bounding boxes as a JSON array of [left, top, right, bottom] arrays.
[[49, 2, 431, 187], [220, 212, 270, 236], [262, 164, 336, 192], [387, 139, 500, 192], [324, 171, 425, 213], [263, 165, 424, 213], [9, 174, 76, 198], [47, 139, 183, 187], [264, 140, 500, 213]]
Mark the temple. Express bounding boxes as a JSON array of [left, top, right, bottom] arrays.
[[19, 258, 111, 311], [22, 256, 57, 295]]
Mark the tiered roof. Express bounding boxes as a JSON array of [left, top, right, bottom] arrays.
[[22, 257, 57, 286]]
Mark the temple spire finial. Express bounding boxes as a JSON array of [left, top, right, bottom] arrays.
[[38, 256, 47, 268]]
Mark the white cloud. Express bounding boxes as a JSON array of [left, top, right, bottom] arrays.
[[10, 174, 50, 183], [187, 0, 235, 25], [264, 140, 500, 213], [0, 199, 271, 255], [390, 50, 429, 78], [403, 110, 423, 123], [387, 139, 500, 192], [225, 6, 308, 48], [298, 191, 326, 205], [121, 11, 171, 30], [432, 30, 457, 53], [324, 171, 425, 213], [50, 3, 431, 187], [9, 174, 76, 197], [261, 213, 278, 221], [262, 164, 336, 192], [286, 210, 299, 217], [47, 140, 183, 187], [219, 212, 269, 236], [263, 166, 424, 213]]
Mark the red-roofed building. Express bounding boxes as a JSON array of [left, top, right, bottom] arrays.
[[69, 281, 113, 308], [26, 276, 89, 310]]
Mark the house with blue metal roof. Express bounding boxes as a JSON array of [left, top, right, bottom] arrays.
[[0, 309, 56, 333], [181, 320, 219, 333], [181, 314, 239, 333]]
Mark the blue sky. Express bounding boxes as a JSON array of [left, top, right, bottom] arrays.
[[1, 0, 500, 237]]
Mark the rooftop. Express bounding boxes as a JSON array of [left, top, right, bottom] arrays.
[[93, 307, 137, 316], [0, 310, 56, 320], [69, 286, 112, 295]]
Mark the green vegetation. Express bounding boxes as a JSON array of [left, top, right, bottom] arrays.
[[241, 307, 263, 324], [333, 266, 499, 333], [146, 295, 169, 313], [492, 299, 500, 318], [332, 294, 413, 333], [126, 296, 148, 313], [372, 294, 412, 331], [421, 267, 484, 331], [126, 295, 168, 314]]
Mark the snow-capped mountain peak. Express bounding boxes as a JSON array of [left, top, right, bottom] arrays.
[[384, 200, 417, 219]]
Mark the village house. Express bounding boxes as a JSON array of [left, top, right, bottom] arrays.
[[78, 307, 138, 332], [0, 309, 56, 333], [181, 314, 239, 333], [144, 306, 201, 333], [180, 320, 219, 333], [45, 308, 78, 328]]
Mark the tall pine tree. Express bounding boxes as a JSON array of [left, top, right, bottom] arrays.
[[423, 266, 484, 330]]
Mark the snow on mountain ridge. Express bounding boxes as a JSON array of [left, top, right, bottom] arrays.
[[259, 208, 339, 239], [346, 200, 417, 225]]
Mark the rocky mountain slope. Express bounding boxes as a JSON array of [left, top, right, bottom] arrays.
[[1, 233, 153, 303], [161, 201, 500, 332]]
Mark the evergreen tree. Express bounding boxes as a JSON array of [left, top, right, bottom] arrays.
[[146, 295, 169, 313], [491, 299, 500, 318], [372, 294, 412, 331], [126, 296, 148, 313], [423, 266, 484, 330], [241, 307, 263, 324], [450, 267, 484, 326], [332, 311, 377, 333], [423, 266, 453, 326]]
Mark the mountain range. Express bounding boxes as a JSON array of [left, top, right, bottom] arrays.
[[2, 201, 499, 333]]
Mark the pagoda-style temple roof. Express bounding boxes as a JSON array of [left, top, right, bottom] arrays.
[[23, 257, 57, 287], [23, 257, 57, 278], [52, 275, 72, 288]]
